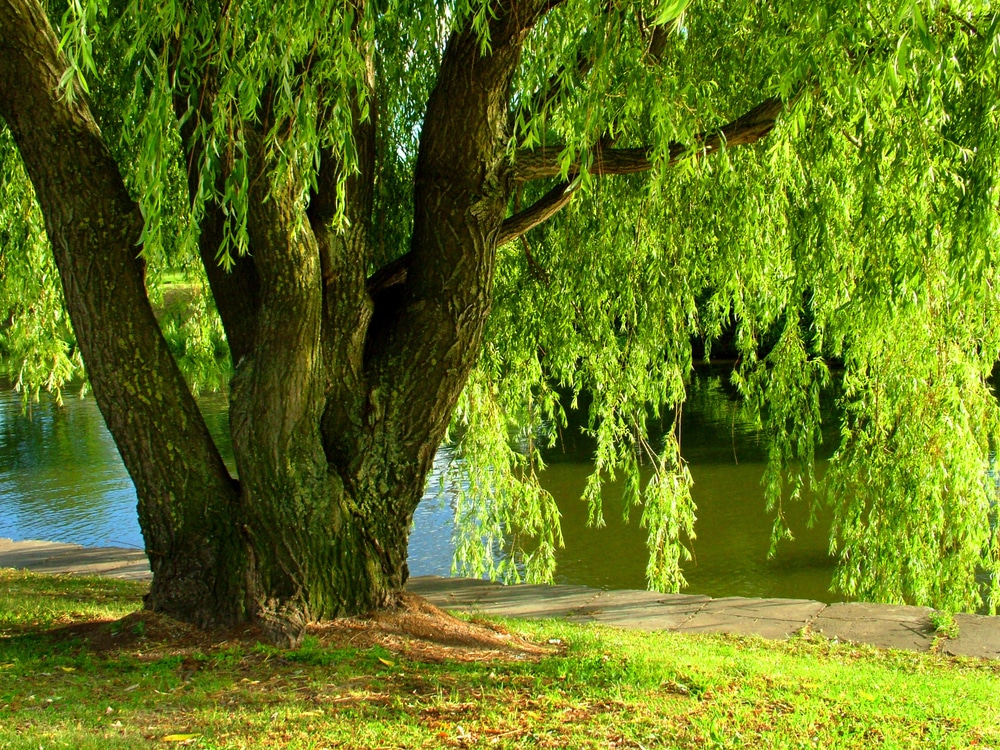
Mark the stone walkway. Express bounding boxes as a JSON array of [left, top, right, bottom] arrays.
[[2, 538, 998, 660]]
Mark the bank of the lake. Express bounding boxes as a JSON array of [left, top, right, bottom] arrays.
[[5, 538, 1000, 659], [0, 569, 997, 749]]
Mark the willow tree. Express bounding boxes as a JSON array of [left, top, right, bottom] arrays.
[[1, 0, 998, 640]]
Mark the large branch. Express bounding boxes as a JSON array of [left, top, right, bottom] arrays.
[[355, 0, 553, 524], [497, 97, 784, 245], [312, 54, 379, 482], [511, 96, 784, 182]]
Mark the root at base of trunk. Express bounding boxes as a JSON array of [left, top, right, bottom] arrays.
[[322, 592, 556, 662], [55, 593, 558, 663]]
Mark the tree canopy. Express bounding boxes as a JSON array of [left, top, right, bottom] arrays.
[[0, 0, 998, 633]]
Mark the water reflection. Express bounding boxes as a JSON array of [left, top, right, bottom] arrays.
[[547, 462, 835, 601], [541, 374, 839, 601], [0, 387, 460, 571], [0, 375, 842, 601], [0, 388, 139, 548]]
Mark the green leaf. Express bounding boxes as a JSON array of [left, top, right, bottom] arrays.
[[653, 0, 691, 26]]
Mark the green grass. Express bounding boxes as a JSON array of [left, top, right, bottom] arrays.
[[930, 610, 961, 640], [1, 569, 997, 749], [0, 570, 143, 631]]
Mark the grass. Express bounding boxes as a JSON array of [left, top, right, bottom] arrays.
[[930, 611, 961, 640], [1, 569, 998, 750]]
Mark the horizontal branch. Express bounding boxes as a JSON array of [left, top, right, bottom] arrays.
[[497, 180, 576, 247], [366, 253, 410, 295], [511, 96, 784, 182], [496, 97, 785, 246]]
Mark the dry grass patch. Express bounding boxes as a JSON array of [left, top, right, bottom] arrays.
[[40, 592, 557, 666]]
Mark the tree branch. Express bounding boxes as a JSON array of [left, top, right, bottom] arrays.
[[497, 180, 576, 246], [637, 7, 671, 64], [511, 96, 784, 182], [497, 97, 784, 245], [356, 0, 544, 523]]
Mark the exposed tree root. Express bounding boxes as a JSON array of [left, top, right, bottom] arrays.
[[43, 593, 557, 663]]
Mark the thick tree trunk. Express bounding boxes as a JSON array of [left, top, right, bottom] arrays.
[[0, 0, 246, 627], [0, 0, 545, 641]]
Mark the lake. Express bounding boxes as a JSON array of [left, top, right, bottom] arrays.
[[0, 373, 844, 602]]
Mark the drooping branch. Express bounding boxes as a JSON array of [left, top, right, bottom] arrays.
[[307, 45, 377, 257], [511, 97, 784, 182], [525, 49, 595, 121], [512, 17, 602, 130], [0, 0, 238, 494], [497, 97, 784, 245], [173, 86, 262, 366]]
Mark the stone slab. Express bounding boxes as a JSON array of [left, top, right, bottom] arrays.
[[0, 539, 151, 579], [680, 597, 828, 639], [0, 539, 82, 569], [458, 583, 602, 619], [568, 590, 711, 631], [405, 576, 504, 609], [939, 613, 1000, 660], [811, 602, 936, 652]]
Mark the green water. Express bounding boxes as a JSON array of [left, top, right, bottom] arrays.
[[547, 462, 836, 601], [0, 374, 843, 602]]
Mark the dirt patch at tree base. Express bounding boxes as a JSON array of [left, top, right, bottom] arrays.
[[313, 592, 557, 662], [39, 592, 556, 663]]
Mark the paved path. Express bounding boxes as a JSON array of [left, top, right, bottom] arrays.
[[2, 537, 998, 660]]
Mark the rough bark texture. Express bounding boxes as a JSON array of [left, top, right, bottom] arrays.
[[0, 0, 244, 626]]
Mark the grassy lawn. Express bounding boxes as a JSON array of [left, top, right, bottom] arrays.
[[0, 569, 997, 749]]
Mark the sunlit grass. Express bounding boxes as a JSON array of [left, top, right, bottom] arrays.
[[1, 569, 997, 749], [0, 569, 143, 631]]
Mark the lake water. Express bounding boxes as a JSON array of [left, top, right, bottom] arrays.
[[0, 374, 844, 602]]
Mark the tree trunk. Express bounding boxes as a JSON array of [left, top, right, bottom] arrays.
[[0, 0, 543, 641], [0, 0, 246, 628]]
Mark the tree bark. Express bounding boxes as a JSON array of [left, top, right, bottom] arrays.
[[0, 0, 245, 626]]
